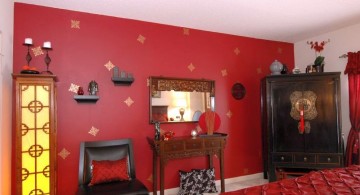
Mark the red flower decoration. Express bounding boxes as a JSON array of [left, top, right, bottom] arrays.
[[307, 39, 330, 54]]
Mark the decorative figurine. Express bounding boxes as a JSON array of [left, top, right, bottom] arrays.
[[154, 121, 161, 141], [88, 80, 98, 95], [292, 67, 301, 74]]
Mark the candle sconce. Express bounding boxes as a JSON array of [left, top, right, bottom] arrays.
[[24, 42, 32, 65], [21, 38, 39, 74], [42, 47, 53, 74]]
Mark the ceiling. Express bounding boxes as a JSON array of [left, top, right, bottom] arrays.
[[14, 0, 360, 43]]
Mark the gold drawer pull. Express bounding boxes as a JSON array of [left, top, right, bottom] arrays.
[[173, 145, 177, 149], [327, 157, 331, 162], [304, 157, 307, 162], [281, 156, 285, 161]]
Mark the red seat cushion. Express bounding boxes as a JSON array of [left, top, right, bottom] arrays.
[[89, 158, 130, 186]]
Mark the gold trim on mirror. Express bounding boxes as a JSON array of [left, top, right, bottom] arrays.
[[151, 77, 215, 95], [149, 76, 215, 124]]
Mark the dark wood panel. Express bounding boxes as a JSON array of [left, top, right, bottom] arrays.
[[261, 72, 343, 182]]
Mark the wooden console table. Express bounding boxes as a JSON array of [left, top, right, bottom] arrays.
[[147, 133, 227, 195]]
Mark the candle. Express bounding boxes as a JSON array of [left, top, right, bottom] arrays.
[[24, 38, 32, 45], [43, 41, 51, 49]]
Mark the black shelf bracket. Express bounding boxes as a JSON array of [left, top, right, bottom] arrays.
[[111, 77, 134, 86], [74, 95, 99, 103]]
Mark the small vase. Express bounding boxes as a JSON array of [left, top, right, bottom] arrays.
[[270, 60, 283, 75], [77, 87, 84, 95], [313, 65, 324, 73]]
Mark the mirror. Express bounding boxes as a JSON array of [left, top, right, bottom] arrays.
[[149, 76, 215, 123]]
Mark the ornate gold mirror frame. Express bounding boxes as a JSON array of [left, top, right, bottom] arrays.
[[149, 76, 215, 124]]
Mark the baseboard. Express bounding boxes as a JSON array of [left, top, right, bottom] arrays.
[[149, 172, 264, 195]]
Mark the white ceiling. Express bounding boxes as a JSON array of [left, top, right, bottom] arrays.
[[14, 0, 360, 43]]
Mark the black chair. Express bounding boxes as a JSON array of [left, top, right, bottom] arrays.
[[77, 139, 149, 195]]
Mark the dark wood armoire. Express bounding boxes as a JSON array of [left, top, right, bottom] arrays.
[[261, 72, 344, 182]]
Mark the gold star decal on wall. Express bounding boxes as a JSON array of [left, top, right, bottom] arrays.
[[104, 61, 115, 71], [188, 63, 195, 72], [137, 34, 146, 44], [226, 110, 232, 118], [32, 46, 43, 57], [183, 28, 190, 35], [234, 48, 240, 55], [257, 67, 262, 74], [124, 97, 134, 107], [71, 20, 80, 29], [58, 148, 70, 160], [69, 83, 80, 93], [89, 126, 100, 136], [277, 47, 283, 54], [221, 69, 228, 77]]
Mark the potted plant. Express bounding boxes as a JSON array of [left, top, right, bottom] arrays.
[[307, 39, 330, 72]]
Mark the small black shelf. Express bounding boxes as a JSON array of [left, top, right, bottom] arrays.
[[74, 95, 99, 103], [111, 77, 134, 86]]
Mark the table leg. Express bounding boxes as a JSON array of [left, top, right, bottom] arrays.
[[160, 158, 165, 195], [220, 150, 225, 193], [153, 151, 157, 195]]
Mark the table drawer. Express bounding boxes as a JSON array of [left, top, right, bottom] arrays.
[[273, 154, 292, 163], [294, 154, 316, 164], [185, 140, 203, 150], [317, 154, 341, 165], [205, 140, 222, 148], [164, 142, 184, 152]]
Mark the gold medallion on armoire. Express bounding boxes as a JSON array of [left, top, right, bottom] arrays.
[[290, 90, 318, 134]]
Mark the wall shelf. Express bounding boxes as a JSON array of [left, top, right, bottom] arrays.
[[74, 95, 99, 103], [112, 77, 134, 86]]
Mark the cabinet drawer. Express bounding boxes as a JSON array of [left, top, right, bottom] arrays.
[[317, 154, 341, 165], [164, 142, 184, 152], [294, 154, 316, 164], [273, 154, 292, 163], [205, 140, 222, 148], [185, 140, 203, 150]]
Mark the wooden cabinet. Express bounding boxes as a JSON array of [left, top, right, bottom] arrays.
[[13, 74, 57, 195], [147, 133, 227, 195], [261, 72, 344, 182]]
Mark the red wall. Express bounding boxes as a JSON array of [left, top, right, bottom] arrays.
[[13, 3, 294, 194]]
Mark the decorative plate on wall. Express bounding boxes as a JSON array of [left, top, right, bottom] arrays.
[[231, 83, 246, 100]]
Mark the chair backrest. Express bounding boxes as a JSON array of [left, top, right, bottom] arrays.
[[78, 139, 136, 185]]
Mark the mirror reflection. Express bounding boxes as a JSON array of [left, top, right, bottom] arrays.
[[149, 76, 215, 123]]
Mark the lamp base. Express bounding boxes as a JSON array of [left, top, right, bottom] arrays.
[[179, 108, 185, 121]]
